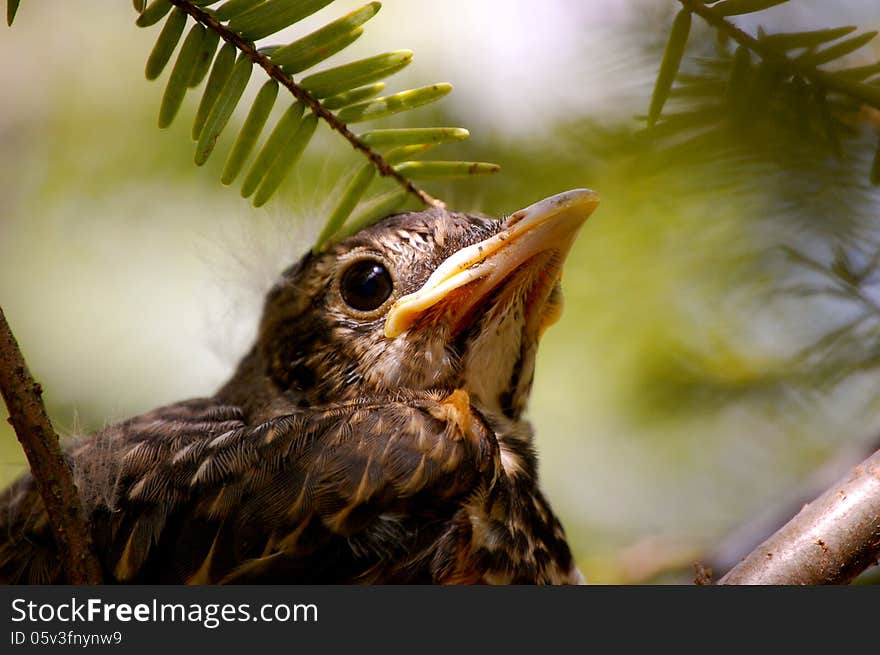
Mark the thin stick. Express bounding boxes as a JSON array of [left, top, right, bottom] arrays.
[[168, 0, 445, 209], [0, 306, 102, 584]]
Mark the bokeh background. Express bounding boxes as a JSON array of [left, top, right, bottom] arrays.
[[3, 0, 880, 582]]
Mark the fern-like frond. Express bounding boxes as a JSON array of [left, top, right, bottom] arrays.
[[6, 0, 499, 245], [122, 0, 500, 249], [649, 8, 691, 127], [6, 0, 19, 26], [647, 0, 880, 185]]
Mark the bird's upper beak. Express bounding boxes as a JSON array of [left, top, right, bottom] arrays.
[[384, 189, 600, 338]]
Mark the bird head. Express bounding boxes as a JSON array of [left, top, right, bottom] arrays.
[[252, 189, 599, 420]]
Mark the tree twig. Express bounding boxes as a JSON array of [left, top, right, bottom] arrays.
[[0, 306, 102, 584], [169, 0, 445, 209], [718, 447, 880, 585], [708, 437, 880, 576]]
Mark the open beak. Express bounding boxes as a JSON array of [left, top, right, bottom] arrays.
[[384, 189, 599, 338]]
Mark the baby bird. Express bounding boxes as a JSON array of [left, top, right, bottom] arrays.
[[0, 189, 598, 584]]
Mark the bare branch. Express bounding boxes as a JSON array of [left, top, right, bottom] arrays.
[[0, 306, 102, 584], [718, 447, 880, 585], [709, 438, 879, 576]]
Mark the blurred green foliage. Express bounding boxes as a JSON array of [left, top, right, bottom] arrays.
[[3, 1, 880, 583]]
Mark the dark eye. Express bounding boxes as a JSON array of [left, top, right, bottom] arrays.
[[340, 259, 394, 312]]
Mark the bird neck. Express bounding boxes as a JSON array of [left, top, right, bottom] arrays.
[[214, 346, 297, 423]]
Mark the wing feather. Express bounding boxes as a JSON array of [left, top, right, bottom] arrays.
[[0, 392, 498, 583]]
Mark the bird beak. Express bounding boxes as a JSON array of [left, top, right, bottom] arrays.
[[384, 189, 600, 338]]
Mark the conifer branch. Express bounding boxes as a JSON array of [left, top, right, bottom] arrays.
[[680, 0, 880, 110], [168, 0, 444, 209], [647, 1, 880, 186]]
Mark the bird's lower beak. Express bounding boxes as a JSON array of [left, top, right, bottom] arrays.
[[384, 189, 600, 338]]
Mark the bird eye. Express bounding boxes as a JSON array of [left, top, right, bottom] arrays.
[[340, 259, 394, 312]]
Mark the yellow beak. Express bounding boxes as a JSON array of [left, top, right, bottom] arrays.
[[384, 189, 599, 338]]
